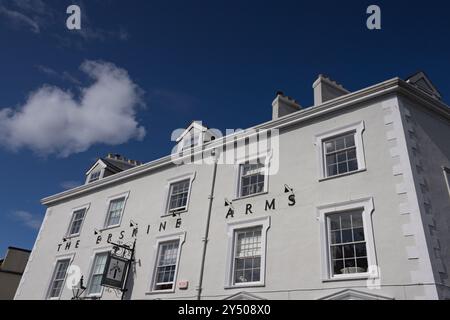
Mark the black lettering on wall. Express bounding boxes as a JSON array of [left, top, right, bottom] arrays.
[[288, 194, 296, 207], [132, 227, 138, 238], [65, 242, 71, 250], [265, 199, 276, 211], [75, 240, 80, 249], [226, 208, 234, 219], [245, 204, 253, 215], [146, 225, 151, 234], [107, 234, 113, 243], [159, 221, 167, 232], [119, 231, 125, 240], [96, 236, 102, 244], [175, 218, 182, 229], [57, 244, 62, 252]]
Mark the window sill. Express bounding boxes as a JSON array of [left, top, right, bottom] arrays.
[[145, 289, 176, 295], [161, 209, 188, 218], [319, 168, 366, 182], [100, 225, 121, 232], [232, 191, 268, 202], [322, 274, 371, 283], [224, 283, 265, 290], [64, 234, 80, 240]]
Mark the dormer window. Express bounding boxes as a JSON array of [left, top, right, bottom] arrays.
[[182, 131, 201, 150], [175, 121, 215, 153], [88, 171, 101, 183], [85, 154, 142, 185]]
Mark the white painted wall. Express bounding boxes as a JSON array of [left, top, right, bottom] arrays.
[[15, 90, 450, 300]]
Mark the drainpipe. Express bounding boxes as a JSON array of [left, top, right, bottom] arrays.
[[196, 148, 218, 300]]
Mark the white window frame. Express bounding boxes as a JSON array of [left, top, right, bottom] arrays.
[[45, 253, 75, 300], [234, 153, 271, 200], [315, 121, 366, 180], [181, 129, 202, 151], [443, 167, 450, 199], [66, 204, 90, 238], [317, 197, 378, 281], [85, 161, 107, 184], [163, 172, 196, 216], [147, 232, 186, 294], [225, 216, 270, 288], [102, 191, 130, 229], [85, 247, 111, 299], [88, 171, 102, 183]]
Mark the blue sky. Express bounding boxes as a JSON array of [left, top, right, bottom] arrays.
[[0, 0, 449, 256]]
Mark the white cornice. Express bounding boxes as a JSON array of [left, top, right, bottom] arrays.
[[41, 77, 450, 206]]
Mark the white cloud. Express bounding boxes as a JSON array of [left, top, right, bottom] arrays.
[[12, 211, 43, 230], [0, 60, 146, 157], [0, 5, 40, 33]]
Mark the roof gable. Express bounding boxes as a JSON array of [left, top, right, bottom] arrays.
[[406, 71, 441, 100], [175, 121, 208, 143], [224, 291, 265, 300], [85, 159, 108, 176], [319, 289, 393, 300]]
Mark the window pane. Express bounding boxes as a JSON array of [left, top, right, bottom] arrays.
[[48, 259, 70, 298], [355, 243, 367, 257], [335, 137, 345, 150], [356, 258, 368, 272], [331, 246, 343, 259], [154, 240, 180, 290], [338, 162, 348, 174], [326, 154, 337, 165], [106, 198, 125, 227], [328, 210, 366, 276], [348, 159, 358, 172], [88, 253, 108, 295], [325, 141, 335, 153], [323, 133, 358, 177], [240, 162, 266, 197], [233, 227, 262, 284], [337, 152, 347, 163], [69, 209, 86, 235], [343, 244, 355, 258], [353, 227, 365, 241], [333, 259, 344, 275], [340, 214, 351, 229], [168, 180, 190, 211], [345, 134, 355, 148], [330, 230, 341, 244], [327, 165, 338, 177]]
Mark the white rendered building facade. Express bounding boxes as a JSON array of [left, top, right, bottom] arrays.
[[15, 73, 450, 300]]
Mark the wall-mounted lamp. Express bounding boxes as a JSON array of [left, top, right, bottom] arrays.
[[224, 198, 233, 207], [130, 219, 138, 228], [284, 184, 294, 194]]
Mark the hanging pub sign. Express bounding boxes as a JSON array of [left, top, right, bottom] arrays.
[[101, 253, 130, 290]]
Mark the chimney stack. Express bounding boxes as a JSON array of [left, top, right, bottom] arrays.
[[272, 91, 302, 120], [313, 74, 350, 106]]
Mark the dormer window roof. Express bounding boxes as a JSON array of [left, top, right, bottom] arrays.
[[176, 121, 215, 152], [85, 154, 142, 185], [406, 71, 442, 100]]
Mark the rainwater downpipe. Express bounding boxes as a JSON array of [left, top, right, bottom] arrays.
[[196, 148, 218, 300]]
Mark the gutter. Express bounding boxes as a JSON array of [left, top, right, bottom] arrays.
[[41, 77, 450, 206]]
